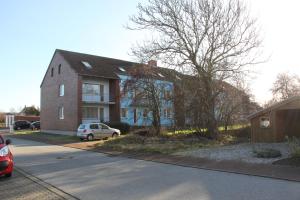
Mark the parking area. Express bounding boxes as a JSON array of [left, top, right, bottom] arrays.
[[0, 168, 76, 200]]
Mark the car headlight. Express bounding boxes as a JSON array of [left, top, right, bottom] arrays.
[[0, 146, 9, 157]]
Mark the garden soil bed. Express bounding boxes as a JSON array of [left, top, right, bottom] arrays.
[[273, 157, 300, 167]]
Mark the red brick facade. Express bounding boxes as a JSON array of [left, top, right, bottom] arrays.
[[40, 52, 80, 132]]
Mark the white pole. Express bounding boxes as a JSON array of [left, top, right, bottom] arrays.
[[5, 115, 8, 127], [9, 115, 14, 133]]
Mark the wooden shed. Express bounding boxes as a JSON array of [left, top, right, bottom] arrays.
[[249, 96, 300, 142]]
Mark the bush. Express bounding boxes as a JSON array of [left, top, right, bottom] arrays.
[[287, 137, 300, 158], [253, 148, 282, 158], [105, 122, 130, 134], [132, 128, 150, 136], [229, 126, 251, 138]]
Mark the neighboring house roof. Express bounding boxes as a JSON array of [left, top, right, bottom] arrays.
[[248, 96, 300, 119], [56, 49, 182, 82]]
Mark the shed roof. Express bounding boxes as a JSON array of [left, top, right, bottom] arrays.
[[248, 96, 300, 119]]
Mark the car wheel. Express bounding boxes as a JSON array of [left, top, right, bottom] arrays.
[[5, 173, 12, 178], [112, 133, 118, 138], [79, 138, 84, 141], [87, 134, 94, 141]]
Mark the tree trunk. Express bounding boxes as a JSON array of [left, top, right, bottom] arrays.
[[204, 77, 219, 139]]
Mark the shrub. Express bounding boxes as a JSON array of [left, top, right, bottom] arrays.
[[253, 148, 282, 158], [287, 137, 300, 158], [230, 126, 251, 138], [132, 128, 150, 136], [105, 122, 130, 134]]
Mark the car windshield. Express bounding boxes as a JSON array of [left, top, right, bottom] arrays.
[[79, 124, 85, 129]]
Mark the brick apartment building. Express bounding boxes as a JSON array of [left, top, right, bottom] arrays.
[[40, 49, 183, 134]]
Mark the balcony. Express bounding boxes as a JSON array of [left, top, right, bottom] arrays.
[[82, 93, 115, 104]]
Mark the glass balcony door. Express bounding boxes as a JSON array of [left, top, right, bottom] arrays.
[[82, 83, 105, 102], [82, 106, 105, 124]]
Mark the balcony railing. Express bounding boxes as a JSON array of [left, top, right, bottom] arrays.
[[82, 117, 110, 124], [82, 93, 115, 104]]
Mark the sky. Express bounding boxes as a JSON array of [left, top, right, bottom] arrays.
[[1, 0, 300, 112]]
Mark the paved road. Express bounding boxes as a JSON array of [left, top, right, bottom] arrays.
[[8, 137, 300, 200]]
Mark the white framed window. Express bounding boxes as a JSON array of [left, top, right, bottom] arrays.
[[121, 108, 128, 118], [118, 67, 126, 72], [163, 108, 172, 119], [59, 106, 64, 119], [81, 61, 92, 69], [143, 109, 148, 118], [164, 90, 171, 99], [59, 84, 64, 96], [82, 107, 98, 120], [158, 73, 164, 78]]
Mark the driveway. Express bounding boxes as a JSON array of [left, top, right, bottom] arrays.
[[9, 137, 300, 200]]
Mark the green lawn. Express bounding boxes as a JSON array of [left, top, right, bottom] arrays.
[[12, 131, 78, 144]]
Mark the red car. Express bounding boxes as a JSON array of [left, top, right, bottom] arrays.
[[0, 135, 13, 178]]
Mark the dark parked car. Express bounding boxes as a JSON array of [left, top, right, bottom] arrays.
[[31, 121, 40, 130], [13, 120, 31, 130]]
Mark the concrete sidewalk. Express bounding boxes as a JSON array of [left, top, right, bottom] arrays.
[[0, 168, 77, 200]]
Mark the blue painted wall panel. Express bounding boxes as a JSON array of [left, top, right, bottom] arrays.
[[118, 74, 174, 126]]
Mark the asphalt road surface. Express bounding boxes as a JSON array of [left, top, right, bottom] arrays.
[[8, 137, 300, 200]]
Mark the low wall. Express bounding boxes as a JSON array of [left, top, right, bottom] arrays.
[[15, 116, 40, 122]]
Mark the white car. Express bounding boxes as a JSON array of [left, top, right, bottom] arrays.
[[77, 123, 121, 141]]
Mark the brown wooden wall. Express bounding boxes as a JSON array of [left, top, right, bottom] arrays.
[[251, 107, 300, 142], [251, 111, 277, 143]]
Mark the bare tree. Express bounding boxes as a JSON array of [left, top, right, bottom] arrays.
[[124, 64, 172, 135], [128, 0, 262, 138], [216, 81, 252, 132], [0, 112, 5, 123], [271, 72, 300, 101]]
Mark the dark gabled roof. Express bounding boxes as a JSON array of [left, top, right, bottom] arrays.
[[56, 49, 183, 82], [57, 49, 135, 79], [248, 96, 300, 119]]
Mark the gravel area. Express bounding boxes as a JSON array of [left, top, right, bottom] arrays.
[[174, 143, 291, 164]]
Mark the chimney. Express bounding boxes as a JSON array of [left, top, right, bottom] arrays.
[[148, 60, 157, 67]]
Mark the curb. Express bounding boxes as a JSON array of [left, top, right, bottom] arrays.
[[15, 167, 80, 200]]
